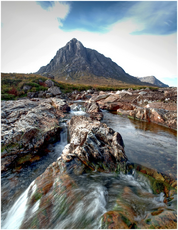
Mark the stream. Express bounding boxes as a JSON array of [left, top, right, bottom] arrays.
[[1, 103, 177, 228]]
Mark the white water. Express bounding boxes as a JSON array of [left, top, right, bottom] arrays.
[[1, 181, 35, 229], [54, 123, 68, 157], [70, 103, 86, 115]]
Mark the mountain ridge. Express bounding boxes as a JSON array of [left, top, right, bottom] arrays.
[[137, 76, 169, 88]]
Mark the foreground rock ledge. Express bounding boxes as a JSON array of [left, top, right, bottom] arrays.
[[1, 98, 70, 172]]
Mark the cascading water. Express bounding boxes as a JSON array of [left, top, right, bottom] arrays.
[[53, 122, 68, 157], [69, 103, 86, 116]]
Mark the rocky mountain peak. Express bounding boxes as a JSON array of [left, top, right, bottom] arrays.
[[65, 38, 84, 53], [36, 39, 148, 86]]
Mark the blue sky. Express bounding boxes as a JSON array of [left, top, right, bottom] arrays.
[[1, 1, 177, 86]]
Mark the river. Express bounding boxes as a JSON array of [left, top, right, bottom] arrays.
[[1, 104, 177, 228]]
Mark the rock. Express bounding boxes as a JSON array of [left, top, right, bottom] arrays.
[[1, 98, 69, 172], [48, 86, 61, 96], [23, 85, 32, 92], [15, 115, 127, 229], [38, 91, 46, 98], [87, 89, 94, 94], [129, 107, 177, 130], [45, 79, 54, 88], [116, 90, 132, 95], [51, 98, 70, 113], [93, 93, 110, 102], [27, 92, 36, 98], [46, 93, 53, 98], [85, 101, 103, 120]]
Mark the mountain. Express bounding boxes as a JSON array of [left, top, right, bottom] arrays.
[[137, 76, 169, 88], [36, 38, 149, 86]]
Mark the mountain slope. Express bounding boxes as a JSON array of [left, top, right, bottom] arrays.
[[36, 38, 148, 86], [138, 76, 169, 88]]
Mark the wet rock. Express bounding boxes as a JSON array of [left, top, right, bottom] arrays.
[[101, 163, 177, 229], [129, 107, 177, 130], [62, 116, 127, 174], [7, 115, 128, 229], [51, 98, 70, 113], [88, 88, 177, 129], [85, 101, 103, 120], [1, 98, 69, 171]]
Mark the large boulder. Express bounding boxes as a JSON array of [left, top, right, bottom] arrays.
[[1, 98, 69, 172], [48, 86, 61, 96], [61, 116, 127, 173], [45, 79, 54, 88]]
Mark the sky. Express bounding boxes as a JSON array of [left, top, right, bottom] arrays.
[[1, 1, 177, 86]]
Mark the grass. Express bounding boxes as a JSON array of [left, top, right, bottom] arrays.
[[1, 72, 158, 100]]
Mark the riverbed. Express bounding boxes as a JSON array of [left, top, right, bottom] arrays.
[[1, 105, 177, 228]]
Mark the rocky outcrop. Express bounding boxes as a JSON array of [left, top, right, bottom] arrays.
[[88, 87, 177, 130], [61, 116, 127, 174], [1, 98, 70, 172], [127, 107, 177, 130]]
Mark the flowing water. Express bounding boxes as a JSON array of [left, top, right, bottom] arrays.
[[102, 110, 177, 179], [3, 171, 175, 229], [1, 104, 177, 228]]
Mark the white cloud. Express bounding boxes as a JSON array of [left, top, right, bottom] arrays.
[[1, 1, 70, 72]]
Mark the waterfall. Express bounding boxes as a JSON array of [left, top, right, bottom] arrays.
[[1, 181, 35, 229], [54, 123, 68, 157]]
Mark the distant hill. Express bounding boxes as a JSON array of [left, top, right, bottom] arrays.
[[137, 76, 169, 88], [36, 38, 150, 86]]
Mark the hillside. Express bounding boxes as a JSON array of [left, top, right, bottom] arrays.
[[36, 38, 150, 86], [1, 73, 158, 100]]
